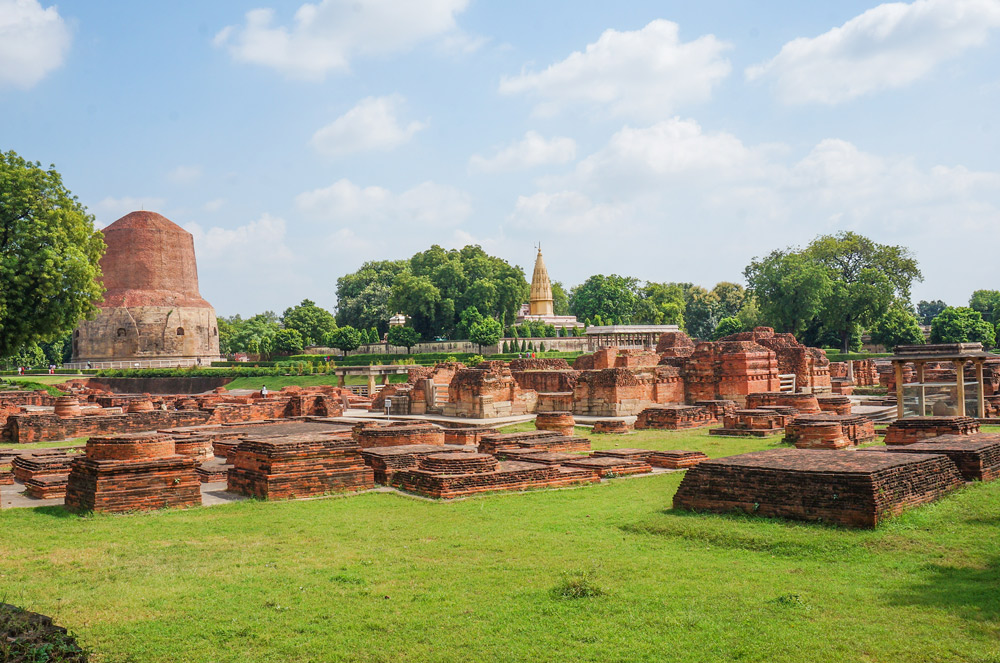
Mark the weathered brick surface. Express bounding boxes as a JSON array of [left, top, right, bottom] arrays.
[[816, 394, 852, 415], [788, 414, 877, 446], [656, 331, 696, 357], [355, 423, 445, 448], [392, 456, 599, 499], [227, 433, 374, 499], [591, 420, 633, 434], [881, 434, 1000, 481], [446, 362, 537, 418], [535, 411, 575, 437], [883, 417, 981, 446], [745, 392, 822, 414], [782, 420, 851, 449], [441, 426, 499, 446], [560, 456, 651, 477], [478, 431, 590, 455], [635, 405, 715, 430], [673, 449, 964, 528], [646, 450, 710, 469], [710, 409, 788, 437], [12, 453, 74, 483], [360, 444, 476, 484], [24, 474, 69, 499]]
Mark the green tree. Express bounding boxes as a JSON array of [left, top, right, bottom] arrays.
[[469, 317, 502, 351], [502, 340, 509, 353], [520, 339, 527, 353], [744, 250, 832, 337], [335, 260, 409, 336], [930, 307, 996, 348], [869, 305, 924, 350], [634, 282, 685, 326], [274, 328, 304, 354], [457, 306, 484, 339], [712, 317, 743, 340], [569, 275, 639, 324], [0, 151, 106, 358], [551, 281, 571, 316], [917, 300, 947, 325], [281, 299, 336, 347], [386, 326, 421, 354], [2, 342, 46, 370], [325, 326, 362, 356], [969, 290, 1000, 325], [684, 285, 721, 340], [805, 232, 920, 351], [223, 313, 280, 356], [712, 282, 746, 319]]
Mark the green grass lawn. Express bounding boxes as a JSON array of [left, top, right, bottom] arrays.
[[225, 374, 408, 391], [2, 425, 999, 662]]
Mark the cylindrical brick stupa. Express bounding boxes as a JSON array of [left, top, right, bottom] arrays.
[[71, 211, 221, 367]]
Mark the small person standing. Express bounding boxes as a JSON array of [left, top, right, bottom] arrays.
[[261, 385, 268, 398]]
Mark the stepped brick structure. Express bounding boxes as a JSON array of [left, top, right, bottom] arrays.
[[782, 420, 851, 449], [647, 450, 710, 469], [881, 434, 1000, 482], [673, 449, 964, 528], [71, 211, 222, 367], [64, 433, 201, 513], [682, 339, 781, 404], [227, 433, 374, 499], [441, 426, 499, 446], [559, 456, 651, 477], [745, 391, 821, 413], [635, 405, 715, 430], [354, 423, 444, 448], [391, 452, 598, 499], [656, 331, 696, 358], [477, 430, 590, 455], [883, 417, 980, 446], [816, 394, 852, 415], [535, 411, 575, 436], [359, 444, 477, 484], [710, 409, 788, 437], [445, 361, 537, 418], [789, 414, 877, 446], [591, 420, 632, 434]]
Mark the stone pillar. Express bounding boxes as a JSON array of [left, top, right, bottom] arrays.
[[367, 372, 376, 396], [846, 360, 854, 383], [894, 361, 905, 420], [383, 373, 390, 386], [954, 360, 967, 417], [976, 360, 986, 419], [337, 372, 346, 387]]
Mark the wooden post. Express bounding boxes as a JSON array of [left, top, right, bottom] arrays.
[[894, 360, 905, 420], [954, 360, 966, 417], [976, 360, 986, 419], [915, 361, 925, 417], [337, 372, 346, 387]]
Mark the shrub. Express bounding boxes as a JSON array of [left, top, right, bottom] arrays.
[[467, 354, 485, 367], [550, 570, 605, 599]]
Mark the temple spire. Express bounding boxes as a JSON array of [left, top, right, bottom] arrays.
[[529, 246, 554, 317]]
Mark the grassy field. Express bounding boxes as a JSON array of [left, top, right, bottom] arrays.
[[224, 374, 408, 390], [2, 426, 999, 662]]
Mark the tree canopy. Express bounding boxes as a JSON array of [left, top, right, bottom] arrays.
[[386, 325, 420, 353], [281, 299, 337, 347], [917, 300, 947, 325], [325, 326, 362, 355], [869, 305, 925, 350], [335, 259, 409, 336], [0, 151, 105, 358], [569, 274, 639, 325], [930, 307, 995, 348]]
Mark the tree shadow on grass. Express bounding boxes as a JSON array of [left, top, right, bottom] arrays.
[[890, 555, 1000, 622], [30, 505, 78, 519]]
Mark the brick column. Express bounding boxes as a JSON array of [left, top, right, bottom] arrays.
[[894, 361, 905, 420], [954, 359, 967, 417], [976, 360, 985, 419]]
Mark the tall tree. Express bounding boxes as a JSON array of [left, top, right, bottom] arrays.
[[916, 300, 947, 325], [969, 290, 1000, 325], [634, 282, 685, 326], [930, 307, 996, 348], [0, 151, 105, 357], [281, 299, 336, 346], [569, 274, 639, 324], [386, 326, 420, 354], [469, 317, 502, 351], [325, 326, 362, 356], [744, 250, 832, 337], [869, 305, 924, 350], [551, 281, 571, 316], [335, 259, 409, 336]]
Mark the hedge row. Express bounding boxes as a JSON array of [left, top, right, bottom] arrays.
[[0, 369, 98, 376], [97, 367, 285, 378]]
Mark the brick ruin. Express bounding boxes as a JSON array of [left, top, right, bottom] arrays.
[[591, 420, 633, 434], [443, 361, 537, 418], [786, 414, 877, 447], [673, 448, 965, 528], [635, 405, 717, 431], [883, 416, 981, 446], [710, 409, 789, 437], [353, 422, 445, 448], [534, 411, 575, 437], [64, 433, 202, 513], [881, 433, 1000, 482]]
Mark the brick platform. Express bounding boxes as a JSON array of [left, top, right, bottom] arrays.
[[693, 400, 738, 420], [591, 420, 633, 434], [227, 433, 374, 499], [359, 444, 476, 484], [441, 426, 499, 446], [391, 454, 599, 499], [883, 417, 981, 446], [354, 423, 445, 448], [560, 456, 652, 477], [535, 411, 575, 437], [24, 475, 68, 499], [592, 448, 656, 461], [64, 433, 202, 513], [196, 461, 232, 483], [710, 408, 788, 437], [815, 394, 852, 415], [647, 450, 710, 469], [12, 453, 74, 485], [782, 420, 851, 449], [635, 405, 715, 430], [745, 392, 822, 414], [477, 430, 562, 454], [673, 449, 964, 528], [789, 414, 877, 446], [479, 432, 591, 456], [881, 434, 1000, 481]]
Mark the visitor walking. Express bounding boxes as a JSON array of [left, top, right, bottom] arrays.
[[261, 385, 268, 399]]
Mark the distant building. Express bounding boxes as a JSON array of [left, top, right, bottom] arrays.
[[69, 211, 222, 368], [515, 247, 582, 328]]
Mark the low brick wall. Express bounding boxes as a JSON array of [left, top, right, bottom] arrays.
[[883, 417, 980, 446]]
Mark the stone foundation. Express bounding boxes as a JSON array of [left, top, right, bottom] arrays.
[[478, 431, 591, 455], [816, 394, 852, 415], [441, 426, 499, 446], [673, 449, 964, 528], [883, 417, 981, 446], [559, 456, 651, 477], [591, 420, 633, 434], [647, 450, 710, 469], [789, 414, 877, 446]]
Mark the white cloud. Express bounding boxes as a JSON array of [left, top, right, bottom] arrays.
[[499, 19, 731, 118], [310, 95, 425, 157], [0, 0, 71, 89], [167, 165, 203, 184], [203, 198, 226, 212], [93, 196, 168, 227], [747, 0, 1000, 104], [509, 191, 630, 234], [186, 214, 293, 263], [215, 0, 469, 79], [469, 131, 576, 173], [295, 179, 472, 228]]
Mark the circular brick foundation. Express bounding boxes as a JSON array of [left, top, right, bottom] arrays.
[[592, 420, 632, 434], [420, 452, 498, 474], [535, 411, 575, 437], [785, 421, 849, 449], [53, 396, 82, 418], [86, 432, 176, 461], [126, 399, 154, 413]]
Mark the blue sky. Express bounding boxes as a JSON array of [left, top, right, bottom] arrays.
[[3, 0, 999, 316]]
